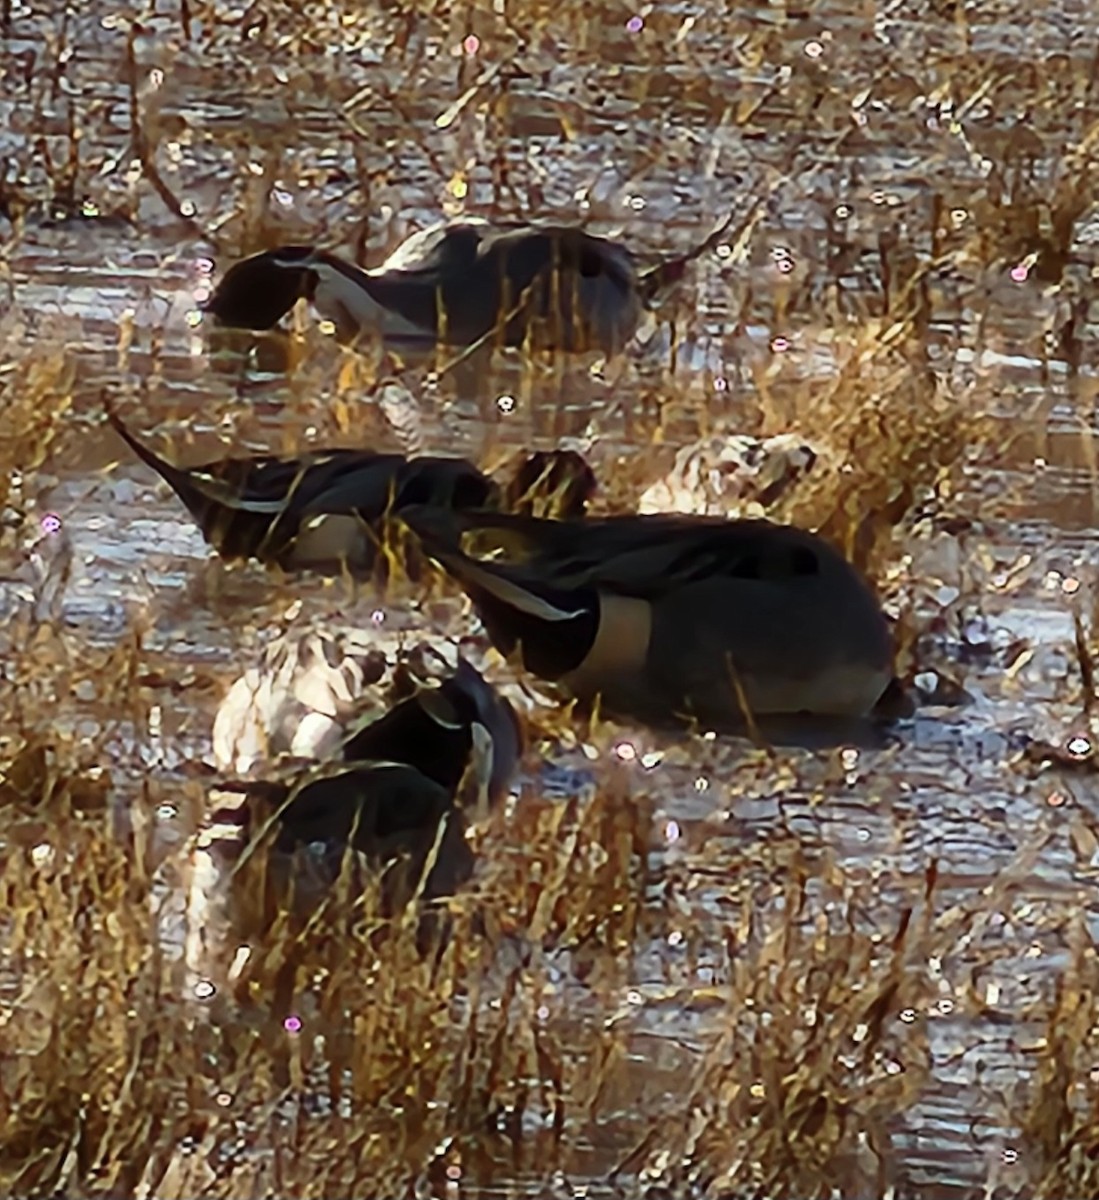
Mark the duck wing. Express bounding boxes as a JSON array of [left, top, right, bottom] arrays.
[[473, 227, 641, 350], [476, 225, 638, 290], [200, 451, 406, 514], [109, 404, 501, 565], [378, 221, 493, 274], [191, 452, 494, 520], [402, 507, 830, 597], [340, 652, 522, 804], [108, 405, 397, 516], [352, 223, 491, 341], [368, 223, 640, 348], [269, 762, 453, 850], [109, 407, 407, 559]]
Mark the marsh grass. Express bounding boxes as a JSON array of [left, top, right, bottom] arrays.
[[758, 322, 971, 577], [3, 0, 1099, 1195], [0, 317, 75, 520], [622, 860, 938, 1199], [0, 743, 656, 1196], [1021, 919, 1099, 1200], [1, 646, 1095, 1195]]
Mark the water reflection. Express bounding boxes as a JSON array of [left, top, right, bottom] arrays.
[[3, 0, 1099, 1194]]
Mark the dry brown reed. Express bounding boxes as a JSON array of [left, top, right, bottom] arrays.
[[3, 0, 1099, 1196]]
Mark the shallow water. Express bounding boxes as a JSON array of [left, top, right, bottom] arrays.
[[3, 1, 1099, 1196]]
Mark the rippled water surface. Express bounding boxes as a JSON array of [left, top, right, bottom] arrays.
[[3, 1, 1099, 1197]]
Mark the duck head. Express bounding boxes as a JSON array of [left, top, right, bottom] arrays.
[[341, 641, 522, 811], [205, 244, 435, 341], [203, 245, 322, 330]]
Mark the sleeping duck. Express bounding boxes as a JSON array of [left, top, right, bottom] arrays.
[[401, 506, 900, 733], [202, 219, 689, 354], [194, 638, 522, 937], [638, 433, 823, 517], [106, 403, 595, 579]]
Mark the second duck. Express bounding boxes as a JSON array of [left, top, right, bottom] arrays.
[[203, 219, 687, 355], [107, 403, 594, 579], [402, 508, 899, 731]]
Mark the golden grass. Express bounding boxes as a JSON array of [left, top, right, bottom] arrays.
[[0, 746, 654, 1196], [0, 315, 75, 518], [2, 0, 1099, 1195], [613, 854, 938, 1199], [3, 704, 1098, 1195], [1022, 919, 1099, 1199]]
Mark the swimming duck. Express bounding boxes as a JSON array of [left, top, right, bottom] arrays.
[[201, 639, 521, 916], [401, 507, 897, 731], [202, 219, 688, 354], [106, 404, 595, 578]]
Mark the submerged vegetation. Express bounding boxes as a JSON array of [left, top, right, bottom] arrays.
[[2, 0, 1099, 1197]]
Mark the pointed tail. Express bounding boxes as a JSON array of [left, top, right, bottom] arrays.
[[638, 198, 765, 307], [104, 400, 213, 524]]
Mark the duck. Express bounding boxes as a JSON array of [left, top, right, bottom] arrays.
[[638, 433, 822, 518], [106, 403, 596, 578], [209, 761, 477, 913], [400, 507, 898, 732], [200, 638, 522, 918], [202, 219, 689, 354], [212, 630, 522, 793], [212, 626, 388, 773]]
